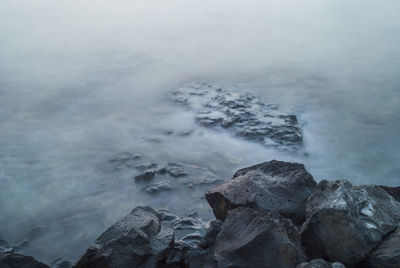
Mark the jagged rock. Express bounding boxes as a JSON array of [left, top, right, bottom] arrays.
[[296, 259, 346, 268], [74, 206, 174, 268], [300, 180, 400, 267], [368, 227, 400, 268], [181, 220, 222, 268], [214, 207, 306, 268], [0, 252, 49, 268], [51, 258, 74, 268], [142, 181, 173, 194], [380, 186, 400, 202], [172, 81, 303, 151], [206, 160, 316, 224]]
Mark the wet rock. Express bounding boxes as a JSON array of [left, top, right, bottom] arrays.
[[296, 259, 346, 268], [206, 160, 317, 224], [380, 186, 400, 202], [0, 252, 49, 268], [166, 242, 189, 267], [367, 227, 400, 268], [300, 180, 400, 267], [52, 258, 74, 268], [168, 166, 187, 178], [103, 152, 141, 172], [172, 81, 303, 151], [135, 162, 158, 171], [11, 239, 30, 251], [214, 207, 306, 268], [142, 180, 173, 194], [74, 206, 174, 268], [134, 170, 156, 181], [181, 220, 222, 268]]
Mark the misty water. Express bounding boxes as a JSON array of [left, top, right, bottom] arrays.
[[1, 0, 399, 264]]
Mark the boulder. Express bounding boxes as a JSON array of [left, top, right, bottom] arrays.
[[296, 259, 346, 268], [300, 180, 400, 267], [214, 207, 306, 268], [0, 252, 49, 268], [206, 160, 316, 224], [368, 227, 400, 268], [74, 206, 174, 268]]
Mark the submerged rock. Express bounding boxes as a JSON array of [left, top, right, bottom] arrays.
[[300, 180, 400, 267], [368, 227, 400, 268], [142, 180, 173, 194], [214, 207, 306, 268], [296, 259, 346, 268], [172, 81, 303, 151], [206, 160, 316, 224], [0, 252, 49, 268], [74, 206, 174, 268]]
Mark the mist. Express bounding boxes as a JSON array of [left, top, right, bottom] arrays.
[[1, 0, 399, 264]]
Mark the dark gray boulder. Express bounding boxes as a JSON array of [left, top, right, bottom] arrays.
[[74, 206, 174, 268], [206, 160, 317, 224], [0, 252, 49, 268], [296, 259, 346, 268], [368, 227, 400, 268], [214, 207, 306, 268], [300, 180, 400, 267]]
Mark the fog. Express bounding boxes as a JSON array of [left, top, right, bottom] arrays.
[[1, 0, 399, 264]]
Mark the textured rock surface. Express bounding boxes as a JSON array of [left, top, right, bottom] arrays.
[[380, 186, 400, 202], [296, 259, 346, 268], [300, 180, 400, 267], [172, 81, 303, 151], [183, 220, 223, 268], [0, 252, 49, 268], [74, 206, 174, 268], [214, 207, 306, 268], [206, 160, 316, 224], [368, 227, 400, 268]]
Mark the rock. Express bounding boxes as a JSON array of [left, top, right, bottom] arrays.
[[300, 180, 400, 267], [74, 206, 174, 268], [134, 170, 156, 181], [206, 160, 317, 224], [367, 227, 400, 268], [0, 252, 49, 268], [11, 239, 30, 251], [142, 181, 173, 194], [296, 259, 346, 268], [103, 152, 141, 172], [214, 207, 306, 268], [168, 167, 187, 178], [51, 258, 74, 268], [172, 81, 303, 151], [182, 220, 223, 268], [380, 186, 400, 202]]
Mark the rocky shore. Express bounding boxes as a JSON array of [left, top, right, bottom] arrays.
[[4, 160, 399, 268]]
